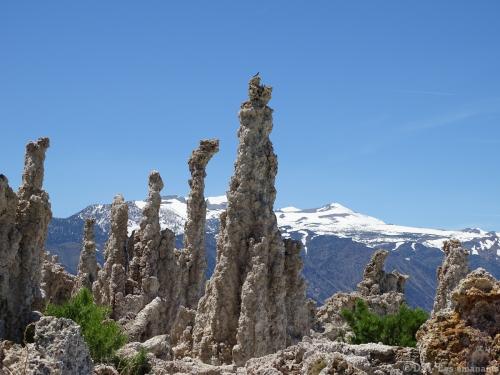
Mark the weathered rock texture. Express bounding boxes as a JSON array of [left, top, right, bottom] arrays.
[[93, 194, 129, 314], [180, 139, 219, 309], [129, 171, 164, 302], [0, 137, 52, 342], [245, 338, 421, 375], [417, 268, 499, 374], [316, 250, 408, 341], [189, 76, 310, 365], [0, 316, 93, 375], [357, 250, 408, 297], [73, 218, 99, 294], [121, 171, 178, 341], [41, 251, 75, 305], [431, 239, 470, 316]]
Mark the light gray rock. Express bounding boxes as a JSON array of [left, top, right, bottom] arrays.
[[117, 334, 171, 361], [245, 338, 421, 375], [0, 137, 52, 342], [431, 239, 469, 316], [356, 250, 408, 296], [181, 139, 219, 309], [41, 251, 75, 305], [73, 218, 99, 294], [93, 194, 128, 316], [190, 76, 309, 365], [1, 316, 93, 374]]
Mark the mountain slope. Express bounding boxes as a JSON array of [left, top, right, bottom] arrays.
[[46, 195, 500, 310]]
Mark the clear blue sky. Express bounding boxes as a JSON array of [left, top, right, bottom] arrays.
[[1, 1, 499, 231]]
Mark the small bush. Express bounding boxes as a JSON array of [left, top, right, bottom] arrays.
[[45, 288, 127, 362], [341, 299, 428, 347], [113, 348, 151, 375]]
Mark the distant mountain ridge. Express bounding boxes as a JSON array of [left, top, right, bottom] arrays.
[[46, 195, 500, 310]]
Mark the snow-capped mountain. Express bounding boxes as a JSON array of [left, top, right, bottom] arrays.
[[46, 195, 500, 311]]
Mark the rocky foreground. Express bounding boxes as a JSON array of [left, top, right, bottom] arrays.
[[1, 77, 499, 374]]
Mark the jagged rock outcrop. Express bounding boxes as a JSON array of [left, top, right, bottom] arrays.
[[119, 171, 179, 341], [41, 251, 75, 305], [0, 137, 52, 342], [93, 152, 218, 342], [93, 194, 129, 315], [316, 250, 408, 341], [417, 268, 499, 374], [356, 250, 407, 296], [180, 139, 219, 309], [188, 76, 310, 366], [73, 218, 99, 294], [284, 239, 316, 346], [431, 239, 470, 316], [0, 316, 93, 374]]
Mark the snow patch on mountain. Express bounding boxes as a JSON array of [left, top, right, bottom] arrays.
[[77, 195, 499, 257]]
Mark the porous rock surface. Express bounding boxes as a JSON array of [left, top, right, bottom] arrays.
[[145, 338, 421, 374], [41, 251, 75, 305], [179, 139, 220, 309], [188, 76, 310, 366], [417, 268, 499, 374], [431, 239, 470, 316], [316, 250, 408, 341], [0, 316, 93, 374], [245, 337, 421, 375], [73, 218, 100, 294], [93, 194, 129, 314], [0, 137, 52, 342]]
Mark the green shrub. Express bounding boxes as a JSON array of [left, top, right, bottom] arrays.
[[341, 298, 428, 347], [45, 288, 127, 362], [113, 348, 151, 375]]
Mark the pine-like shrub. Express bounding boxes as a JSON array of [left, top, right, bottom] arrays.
[[341, 298, 428, 347], [45, 288, 127, 362]]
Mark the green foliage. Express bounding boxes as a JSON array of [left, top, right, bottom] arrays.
[[341, 298, 428, 347], [45, 288, 127, 362], [113, 348, 151, 375]]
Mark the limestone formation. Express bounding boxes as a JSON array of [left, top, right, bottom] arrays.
[[283, 239, 315, 346], [316, 250, 408, 341], [189, 76, 310, 365], [180, 139, 219, 309], [0, 137, 51, 342], [93, 194, 129, 314], [431, 239, 469, 316], [417, 268, 499, 374], [129, 171, 164, 302], [1, 316, 93, 374], [41, 251, 75, 305], [73, 218, 99, 294], [357, 250, 408, 296], [120, 171, 179, 340]]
